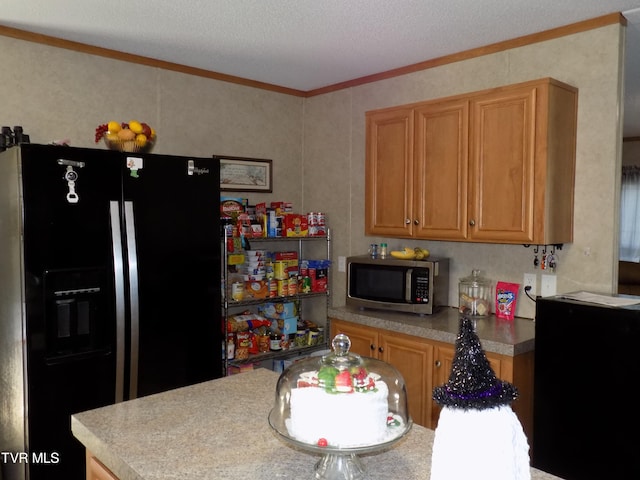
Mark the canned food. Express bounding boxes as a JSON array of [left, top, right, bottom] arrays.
[[268, 279, 278, 298], [301, 276, 311, 293], [316, 212, 326, 236], [274, 260, 287, 280], [288, 276, 298, 296], [231, 282, 244, 301], [257, 334, 270, 353], [277, 279, 287, 297]]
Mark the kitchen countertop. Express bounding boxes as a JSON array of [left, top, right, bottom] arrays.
[[328, 305, 535, 356], [72, 368, 561, 480]]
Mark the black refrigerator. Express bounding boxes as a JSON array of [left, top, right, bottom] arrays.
[[533, 294, 640, 479], [0, 144, 221, 480]]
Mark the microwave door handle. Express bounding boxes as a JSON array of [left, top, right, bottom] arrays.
[[405, 269, 413, 302]]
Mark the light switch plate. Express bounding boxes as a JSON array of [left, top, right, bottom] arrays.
[[338, 256, 346, 273], [541, 274, 557, 297]]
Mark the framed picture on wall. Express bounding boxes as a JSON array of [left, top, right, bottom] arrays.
[[218, 156, 273, 192]]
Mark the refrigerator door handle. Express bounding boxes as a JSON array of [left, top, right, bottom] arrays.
[[124, 200, 140, 399], [110, 201, 126, 403]]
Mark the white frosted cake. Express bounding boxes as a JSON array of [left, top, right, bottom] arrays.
[[287, 365, 395, 448]]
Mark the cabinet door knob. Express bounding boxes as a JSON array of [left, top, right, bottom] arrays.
[[378, 346, 384, 353], [414, 219, 419, 225], [370, 344, 376, 351], [469, 219, 476, 227], [435, 360, 442, 367], [405, 218, 411, 225]]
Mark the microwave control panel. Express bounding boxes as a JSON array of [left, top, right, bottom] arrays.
[[412, 268, 430, 303]]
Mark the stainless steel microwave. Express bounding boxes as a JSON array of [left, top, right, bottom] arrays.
[[346, 255, 449, 315]]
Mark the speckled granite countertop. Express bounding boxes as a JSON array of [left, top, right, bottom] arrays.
[[72, 368, 561, 480], [328, 306, 535, 356]]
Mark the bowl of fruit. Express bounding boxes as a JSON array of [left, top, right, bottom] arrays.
[[95, 120, 156, 153]]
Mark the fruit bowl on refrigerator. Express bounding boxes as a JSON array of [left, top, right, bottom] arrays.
[[102, 134, 155, 153], [95, 120, 156, 153]]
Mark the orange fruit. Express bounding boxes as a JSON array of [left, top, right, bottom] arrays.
[[117, 128, 136, 141]]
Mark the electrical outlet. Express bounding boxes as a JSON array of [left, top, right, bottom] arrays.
[[523, 273, 537, 295], [338, 256, 346, 273], [541, 274, 557, 297]]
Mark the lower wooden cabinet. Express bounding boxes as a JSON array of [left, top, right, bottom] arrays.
[[86, 451, 119, 480], [330, 318, 534, 442]]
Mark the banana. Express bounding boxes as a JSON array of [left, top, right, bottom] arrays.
[[390, 247, 416, 260], [414, 247, 430, 260]]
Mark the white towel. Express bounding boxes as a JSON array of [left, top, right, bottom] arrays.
[[430, 405, 531, 480]]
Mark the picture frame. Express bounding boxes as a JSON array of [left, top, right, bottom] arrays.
[[218, 156, 273, 192]]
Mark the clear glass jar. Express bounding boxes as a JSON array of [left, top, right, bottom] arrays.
[[458, 269, 492, 316]]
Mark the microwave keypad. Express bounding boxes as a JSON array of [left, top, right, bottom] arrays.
[[415, 275, 430, 303]]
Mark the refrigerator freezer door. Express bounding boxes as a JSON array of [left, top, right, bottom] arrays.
[[19, 144, 123, 480], [122, 153, 221, 399]]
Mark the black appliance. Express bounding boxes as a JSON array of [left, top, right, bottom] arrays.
[[0, 144, 221, 480], [532, 294, 640, 479]]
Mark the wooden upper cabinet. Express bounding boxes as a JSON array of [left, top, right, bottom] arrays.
[[365, 78, 577, 245], [469, 86, 536, 242], [414, 99, 469, 240], [365, 107, 414, 236]]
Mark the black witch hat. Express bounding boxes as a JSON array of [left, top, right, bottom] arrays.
[[433, 316, 518, 410]]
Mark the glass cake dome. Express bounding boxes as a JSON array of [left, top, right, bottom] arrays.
[[269, 333, 412, 453]]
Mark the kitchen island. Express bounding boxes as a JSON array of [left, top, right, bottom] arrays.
[[72, 368, 562, 480]]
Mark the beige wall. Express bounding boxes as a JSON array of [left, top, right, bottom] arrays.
[[0, 35, 305, 208], [304, 22, 626, 318], [0, 21, 626, 319]]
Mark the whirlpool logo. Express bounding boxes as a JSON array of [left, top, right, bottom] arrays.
[[187, 160, 210, 176]]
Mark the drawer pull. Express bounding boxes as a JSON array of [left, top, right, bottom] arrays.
[[435, 360, 442, 367]]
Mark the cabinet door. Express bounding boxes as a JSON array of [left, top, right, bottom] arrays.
[[86, 452, 119, 480], [379, 333, 434, 428], [468, 86, 536, 242], [414, 99, 469, 240], [365, 108, 415, 236], [330, 319, 379, 358]]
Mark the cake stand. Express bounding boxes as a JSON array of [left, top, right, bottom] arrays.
[[268, 412, 412, 480], [268, 334, 413, 479]]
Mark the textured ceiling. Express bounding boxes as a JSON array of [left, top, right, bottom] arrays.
[[2, 0, 640, 135]]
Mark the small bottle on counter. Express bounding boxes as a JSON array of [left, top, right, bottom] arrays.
[[380, 243, 388, 259]]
